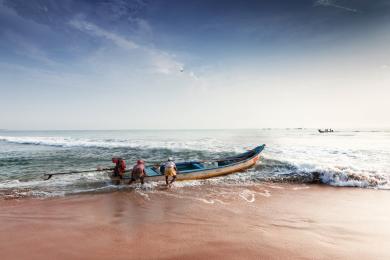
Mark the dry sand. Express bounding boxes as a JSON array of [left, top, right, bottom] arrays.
[[1, 184, 390, 259]]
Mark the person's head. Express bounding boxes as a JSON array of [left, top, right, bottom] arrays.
[[112, 157, 118, 164], [168, 157, 173, 162], [137, 159, 144, 165]]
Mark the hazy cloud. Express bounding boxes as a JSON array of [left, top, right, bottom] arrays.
[[314, 0, 357, 13], [69, 16, 195, 78], [147, 49, 183, 75], [69, 17, 139, 50]]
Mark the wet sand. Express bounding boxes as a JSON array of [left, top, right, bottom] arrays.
[[1, 184, 390, 259]]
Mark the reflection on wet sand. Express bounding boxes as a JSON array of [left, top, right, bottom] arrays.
[[1, 184, 390, 259]]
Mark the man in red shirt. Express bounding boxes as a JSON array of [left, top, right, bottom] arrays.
[[112, 158, 126, 179]]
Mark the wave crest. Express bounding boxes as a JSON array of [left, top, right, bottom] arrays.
[[0, 136, 134, 148], [255, 158, 388, 189]]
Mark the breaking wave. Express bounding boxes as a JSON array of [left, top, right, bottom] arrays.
[[252, 157, 389, 189], [0, 135, 232, 152], [0, 136, 152, 148]]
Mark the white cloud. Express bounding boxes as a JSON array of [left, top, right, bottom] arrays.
[[69, 18, 139, 50], [0, 2, 60, 67], [134, 18, 153, 37], [69, 17, 198, 79], [147, 49, 183, 75], [314, 0, 357, 13], [10, 35, 59, 67]]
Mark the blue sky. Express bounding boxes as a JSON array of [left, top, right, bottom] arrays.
[[1, 0, 390, 129]]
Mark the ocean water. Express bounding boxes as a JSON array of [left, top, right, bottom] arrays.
[[0, 129, 389, 198]]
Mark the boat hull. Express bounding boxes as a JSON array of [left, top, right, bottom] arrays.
[[109, 145, 265, 184]]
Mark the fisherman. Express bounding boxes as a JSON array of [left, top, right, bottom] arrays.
[[129, 160, 147, 185], [164, 157, 177, 186], [112, 157, 126, 179]]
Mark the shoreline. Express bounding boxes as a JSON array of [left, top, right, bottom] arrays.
[[1, 183, 390, 259]]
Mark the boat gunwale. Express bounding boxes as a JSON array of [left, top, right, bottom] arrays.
[[151, 145, 265, 175]]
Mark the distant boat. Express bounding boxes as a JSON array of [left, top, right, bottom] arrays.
[[109, 145, 265, 184], [318, 129, 334, 133]]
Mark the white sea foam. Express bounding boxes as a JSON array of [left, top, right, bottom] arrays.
[[0, 135, 233, 152], [267, 185, 284, 189], [257, 189, 271, 197], [197, 198, 215, 204], [239, 189, 256, 202], [292, 185, 310, 190], [0, 136, 144, 148], [136, 190, 151, 201]]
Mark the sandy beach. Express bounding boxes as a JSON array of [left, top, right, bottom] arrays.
[[1, 184, 389, 260]]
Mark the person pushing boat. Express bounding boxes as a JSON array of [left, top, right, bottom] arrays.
[[112, 157, 126, 179], [129, 160, 147, 185], [164, 157, 177, 186]]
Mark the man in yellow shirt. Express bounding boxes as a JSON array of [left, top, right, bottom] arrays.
[[164, 157, 177, 186]]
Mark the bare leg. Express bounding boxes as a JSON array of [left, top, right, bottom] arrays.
[[165, 176, 169, 185], [129, 178, 135, 185], [170, 176, 176, 185], [140, 176, 144, 185]]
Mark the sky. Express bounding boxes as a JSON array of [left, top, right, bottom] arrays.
[[0, 0, 389, 130]]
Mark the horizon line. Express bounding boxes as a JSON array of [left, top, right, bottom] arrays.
[[1, 127, 390, 131]]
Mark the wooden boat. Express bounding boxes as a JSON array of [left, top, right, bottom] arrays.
[[109, 145, 265, 184]]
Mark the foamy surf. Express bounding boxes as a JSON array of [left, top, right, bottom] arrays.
[[0, 135, 234, 152], [1, 158, 389, 199]]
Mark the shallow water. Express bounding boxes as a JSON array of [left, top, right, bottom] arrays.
[[0, 129, 389, 198]]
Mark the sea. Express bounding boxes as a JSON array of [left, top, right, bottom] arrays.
[[0, 129, 389, 199]]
